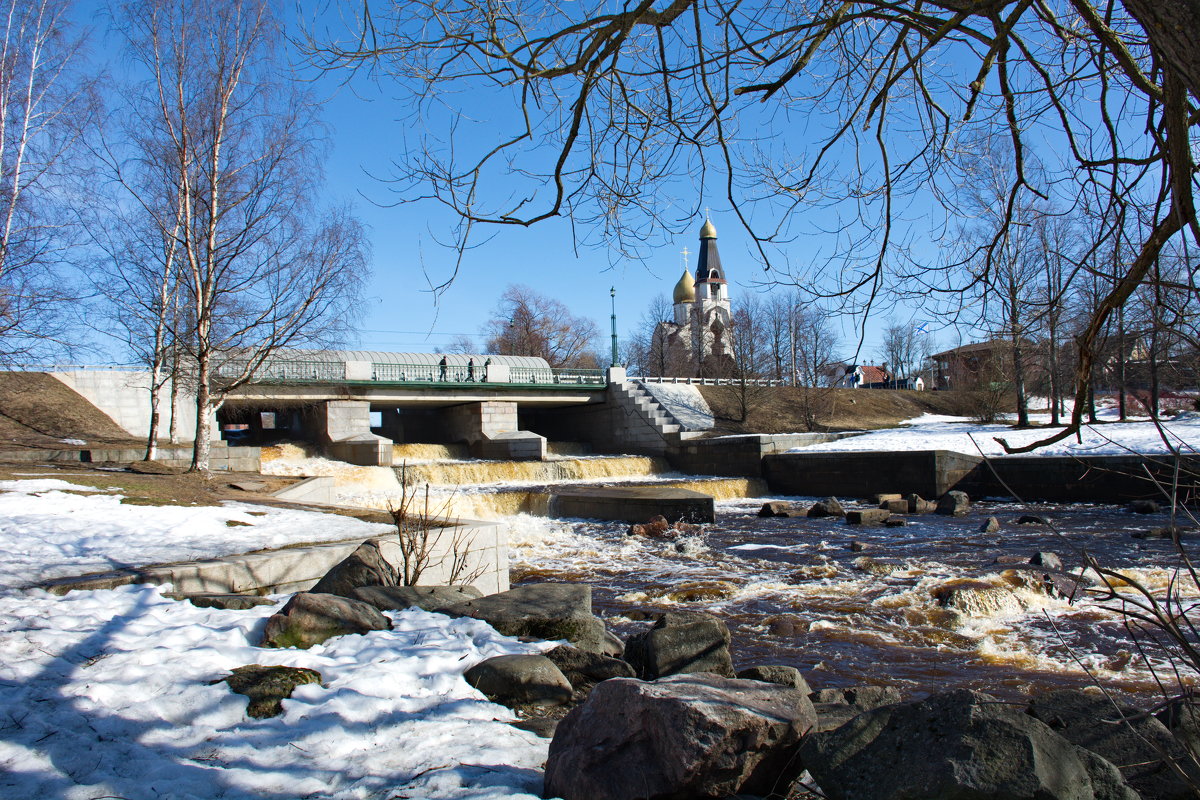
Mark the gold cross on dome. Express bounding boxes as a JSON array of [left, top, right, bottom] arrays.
[[681, 247, 690, 266]]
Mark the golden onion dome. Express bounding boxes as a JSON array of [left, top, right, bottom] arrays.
[[673, 268, 696, 303], [699, 217, 717, 239]]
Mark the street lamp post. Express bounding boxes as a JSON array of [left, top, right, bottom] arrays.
[[609, 287, 619, 367]]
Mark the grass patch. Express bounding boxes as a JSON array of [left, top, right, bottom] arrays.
[[698, 386, 972, 434], [225, 519, 252, 527], [120, 496, 209, 507]]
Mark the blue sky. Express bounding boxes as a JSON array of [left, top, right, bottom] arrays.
[[316, 76, 820, 354], [312, 63, 925, 361], [78, 0, 951, 366]]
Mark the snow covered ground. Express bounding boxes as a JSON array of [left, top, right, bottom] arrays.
[[794, 410, 1200, 457], [0, 480, 391, 591], [0, 585, 548, 799], [0, 478, 549, 799]]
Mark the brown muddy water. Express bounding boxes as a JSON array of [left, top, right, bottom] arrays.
[[507, 498, 1199, 704]]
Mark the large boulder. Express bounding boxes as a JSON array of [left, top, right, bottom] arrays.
[[259, 592, 391, 649], [214, 664, 322, 718], [1157, 696, 1200, 761], [810, 685, 902, 710], [906, 493, 937, 514], [178, 593, 275, 610], [1030, 551, 1064, 570], [737, 665, 809, 691], [808, 497, 845, 518], [351, 584, 481, 613], [630, 515, 674, 538], [935, 490, 971, 517], [808, 685, 903, 734], [543, 645, 636, 690], [544, 673, 816, 800], [624, 612, 735, 679], [463, 654, 573, 707], [442, 583, 621, 656], [801, 688, 1139, 800], [1029, 688, 1198, 800], [758, 501, 793, 518], [309, 540, 397, 598]]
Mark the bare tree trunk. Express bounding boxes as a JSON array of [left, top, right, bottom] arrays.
[[1117, 305, 1127, 421], [1149, 315, 1161, 420], [1047, 296, 1061, 426], [168, 348, 180, 445], [145, 389, 160, 460], [192, 348, 212, 472], [1010, 292, 1029, 427]]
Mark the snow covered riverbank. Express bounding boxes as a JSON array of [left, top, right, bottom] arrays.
[[0, 584, 548, 799], [0, 479, 391, 591], [793, 410, 1200, 458], [0, 477, 549, 799]]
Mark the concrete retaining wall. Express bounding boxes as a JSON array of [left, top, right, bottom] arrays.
[[0, 443, 260, 471], [961, 454, 1200, 503], [51, 370, 203, 441], [669, 433, 862, 477], [550, 486, 715, 523], [86, 443, 261, 472], [762, 449, 1200, 503], [763, 450, 984, 499], [42, 519, 508, 597]]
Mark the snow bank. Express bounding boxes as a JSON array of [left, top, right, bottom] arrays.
[[0, 481, 390, 591], [638, 382, 714, 430], [0, 584, 547, 799], [792, 413, 1200, 457]]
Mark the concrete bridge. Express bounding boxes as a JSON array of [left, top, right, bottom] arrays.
[[50, 350, 703, 465]]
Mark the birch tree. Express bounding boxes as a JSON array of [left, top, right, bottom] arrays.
[[115, 0, 367, 471], [0, 0, 94, 360]]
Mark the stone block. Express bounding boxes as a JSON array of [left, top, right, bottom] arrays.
[[846, 509, 891, 526]]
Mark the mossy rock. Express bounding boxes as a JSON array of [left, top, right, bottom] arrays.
[[214, 664, 322, 718]]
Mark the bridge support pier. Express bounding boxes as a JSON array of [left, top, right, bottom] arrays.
[[445, 401, 546, 460], [314, 400, 393, 466]]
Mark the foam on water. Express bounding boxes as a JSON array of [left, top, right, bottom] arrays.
[[261, 443, 401, 494], [259, 446, 1197, 700]]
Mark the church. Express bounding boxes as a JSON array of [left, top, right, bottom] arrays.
[[652, 216, 735, 378]]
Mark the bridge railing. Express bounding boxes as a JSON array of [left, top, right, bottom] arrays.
[[637, 376, 787, 386], [215, 360, 346, 382], [508, 366, 605, 385], [209, 358, 608, 386]]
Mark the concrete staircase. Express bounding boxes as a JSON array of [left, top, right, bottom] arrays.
[[611, 381, 683, 446]]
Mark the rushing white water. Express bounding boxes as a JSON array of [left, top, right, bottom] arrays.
[[262, 442, 1198, 701], [505, 499, 1200, 700]]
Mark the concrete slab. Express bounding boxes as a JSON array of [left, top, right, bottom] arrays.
[[38, 518, 509, 597], [549, 486, 715, 523]]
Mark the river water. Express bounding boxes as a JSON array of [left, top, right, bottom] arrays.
[[260, 443, 1198, 704], [508, 499, 1198, 704]]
